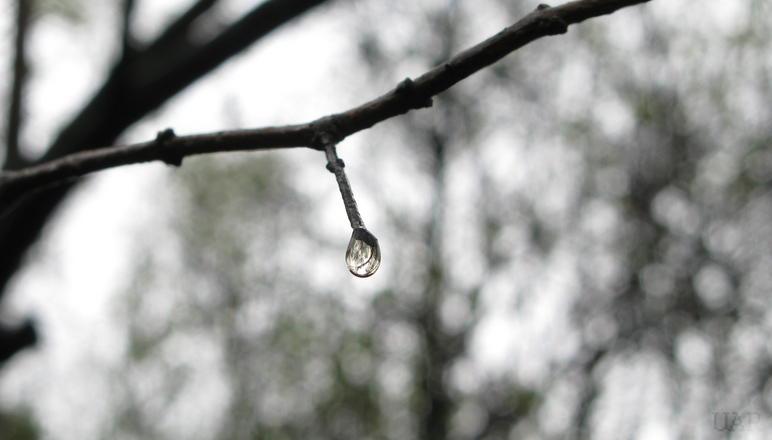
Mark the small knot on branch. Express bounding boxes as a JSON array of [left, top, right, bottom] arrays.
[[312, 122, 343, 151], [156, 128, 183, 166], [395, 77, 433, 110], [539, 14, 568, 35], [536, 4, 551, 10], [326, 158, 345, 173], [441, 60, 460, 74]]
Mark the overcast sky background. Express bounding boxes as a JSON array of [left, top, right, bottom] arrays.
[[0, 0, 757, 438]]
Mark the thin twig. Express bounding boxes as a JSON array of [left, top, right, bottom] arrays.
[[0, 0, 650, 212], [323, 141, 365, 230]]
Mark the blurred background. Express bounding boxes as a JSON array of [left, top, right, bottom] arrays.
[[0, 0, 770, 438]]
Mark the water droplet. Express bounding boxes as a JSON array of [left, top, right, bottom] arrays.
[[346, 228, 381, 277]]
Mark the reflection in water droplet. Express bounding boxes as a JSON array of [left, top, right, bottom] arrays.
[[346, 228, 381, 277]]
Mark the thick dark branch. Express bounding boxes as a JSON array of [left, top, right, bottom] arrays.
[[146, 0, 217, 52], [4, 0, 30, 170], [0, 0, 650, 212], [36, 0, 328, 164]]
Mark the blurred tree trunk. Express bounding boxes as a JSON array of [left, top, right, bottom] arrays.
[[0, 0, 35, 364]]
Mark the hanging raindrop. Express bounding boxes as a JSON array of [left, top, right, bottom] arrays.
[[319, 131, 381, 278], [346, 227, 381, 277]]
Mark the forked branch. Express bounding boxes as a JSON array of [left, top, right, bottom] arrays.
[[0, 0, 650, 212]]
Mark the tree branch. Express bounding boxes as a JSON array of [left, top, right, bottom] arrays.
[[0, 0, 331, 310], [4, 0, 30, 170], [0, 0, 650, 213]]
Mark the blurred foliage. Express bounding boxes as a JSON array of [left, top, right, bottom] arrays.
[[31, 0, 86, 23], [0, 410, 39, 440]]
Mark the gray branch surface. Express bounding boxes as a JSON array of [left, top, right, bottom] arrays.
[[324, 142, 365, 230], [0, 0, 650, 212]]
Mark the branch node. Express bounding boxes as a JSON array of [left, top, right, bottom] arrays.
[[156, 128, 183, 166], [395, 77, 433, 110], [1, 0, 650, 209], [540, 15, 568, 35], [325, 158, 345, 173], [312, 121, 343, 151], [395, 77, 415, 94]]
